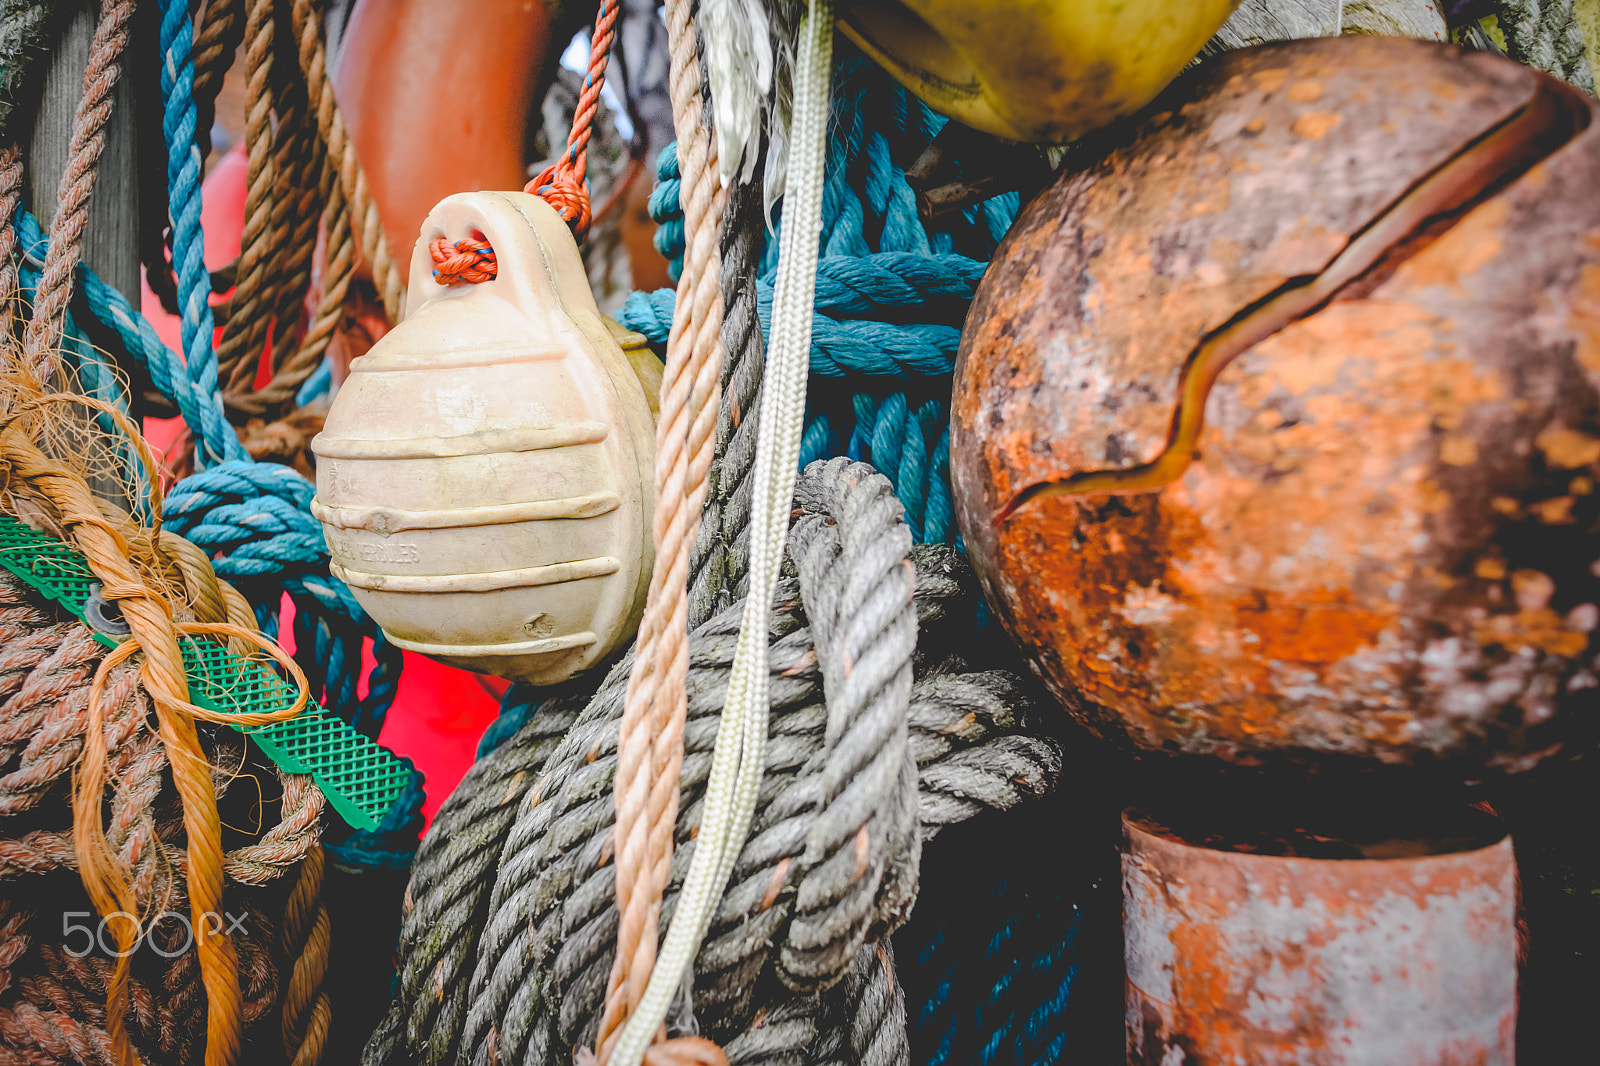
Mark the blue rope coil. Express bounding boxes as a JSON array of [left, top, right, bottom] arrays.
[[619, 57, 1017, 549]]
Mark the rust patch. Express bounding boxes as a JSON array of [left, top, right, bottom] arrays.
[[1535, 422, 1600, 467], [1291, 110, 1341, 139], [1440, 435, 1480, 465], [1124, 809, 1516, 1065], [1251, 68, 1290, 93], [1287, 79, 1324, 103], [1574, 261, 1600, 371]]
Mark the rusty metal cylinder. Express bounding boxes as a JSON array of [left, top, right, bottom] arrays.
[[1123, 807, 1516, 1065]]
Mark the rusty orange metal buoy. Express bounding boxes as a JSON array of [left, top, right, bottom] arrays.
[[952, 36, 1600, 775]]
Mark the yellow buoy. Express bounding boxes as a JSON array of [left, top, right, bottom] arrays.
[[837, 0, 1241, 143]]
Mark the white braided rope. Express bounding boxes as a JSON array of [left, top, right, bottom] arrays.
[[608, 3, 833, 1063]]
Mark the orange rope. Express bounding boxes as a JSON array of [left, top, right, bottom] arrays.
[[428, 0, 619, 283], [427, 234, 496, 285]]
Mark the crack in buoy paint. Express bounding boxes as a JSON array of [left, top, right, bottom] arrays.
[[996, 77, 1590, 524]]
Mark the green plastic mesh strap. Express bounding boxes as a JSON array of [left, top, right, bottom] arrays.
[[0, 513, 408, 832]]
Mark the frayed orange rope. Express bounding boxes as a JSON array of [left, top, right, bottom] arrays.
[[1, 393, 310, 1066]]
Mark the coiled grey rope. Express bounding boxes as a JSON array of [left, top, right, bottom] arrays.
[[362, 474, 1058, 1066], [452, 462, 1054, 1065], [724, 942, 907, 1066], [780, 460, 917, 991], [360, 689, 589, 1066]]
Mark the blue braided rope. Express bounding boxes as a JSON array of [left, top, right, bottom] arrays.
[[359, 630, 403, 738], [648, 142, 683, 279], [157, 0, 245, 469], [906, 872, 1083, 1066], [625, 59, 1012, 544], [619, 255, 974, 379]]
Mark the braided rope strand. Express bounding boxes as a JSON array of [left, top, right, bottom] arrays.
[[0, 144, 21, 338], [528, 0, 620, 239], [279, 846, 331, 1066], [240, 151, 353, 417], [254, 8, 324, 387], [192, 0, 244, 168], [289, 0, 404, 322], [214, 0, 278, 390], [158, 0, 249, 467], [687, 179, 765, 627], [20, 0, 134, 378]]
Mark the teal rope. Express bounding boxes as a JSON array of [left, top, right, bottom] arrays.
[[621, 60, 1009, 546], [158, 0, 244, 469]]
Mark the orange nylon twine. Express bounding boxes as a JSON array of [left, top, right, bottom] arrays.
[[430, 0, 619, 284]]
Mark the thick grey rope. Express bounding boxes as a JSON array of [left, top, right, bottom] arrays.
[[359, 553, 1051, 1065], [688, 175, 766, 629], [464, 459, 913, 1061], [781, 459, 917, 992], [444, 517, 1055, 1063], [1495, 0, 1596, 95], [359, 691, 589, 1066], [723, 941, 906, 1066]]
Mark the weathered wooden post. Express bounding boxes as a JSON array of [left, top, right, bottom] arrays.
[[27, 0, 138, 304]]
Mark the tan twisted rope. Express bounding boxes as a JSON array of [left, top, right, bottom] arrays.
[[235, 9, 323, 397], [214, 3, 365, 422], [279, 846, 331, 1066], [193, 0, 246, 169], [290, 0, 404, 323], [595, 0, 728, 1061], [20, 0, 135, 381], [216, 0, 280, 394], [1, 145, 21, 339], [225, 157, 351, 420]]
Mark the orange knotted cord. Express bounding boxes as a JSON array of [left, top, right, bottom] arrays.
[[429, 0, 619, 284]]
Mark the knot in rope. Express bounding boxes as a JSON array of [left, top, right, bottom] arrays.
[[529, 162, 594, 240], [428, 233, 497, 285]]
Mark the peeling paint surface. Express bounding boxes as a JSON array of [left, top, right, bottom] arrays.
[[1123, 813, 1516, 1065], [952, 37, 1600, 772]]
